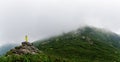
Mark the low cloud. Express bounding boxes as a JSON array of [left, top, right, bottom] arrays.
[[0, 0, 120, 45]]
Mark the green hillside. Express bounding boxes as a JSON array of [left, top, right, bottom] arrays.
[[33, 26, 120, 62], [0, 42, 70, 62], [0, 26, 120, 62]]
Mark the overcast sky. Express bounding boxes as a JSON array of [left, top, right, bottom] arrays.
[[0, 0, 120, 46]]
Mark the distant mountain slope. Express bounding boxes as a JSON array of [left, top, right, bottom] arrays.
[[33, 26, 120, 62], [0, 44, 17, 55]]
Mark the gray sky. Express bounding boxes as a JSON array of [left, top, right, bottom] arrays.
[[0, 0, 120, 46]]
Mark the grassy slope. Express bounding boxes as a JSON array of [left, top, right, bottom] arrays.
[[33, 27, 120, 62], [0, 53, 70, 62]]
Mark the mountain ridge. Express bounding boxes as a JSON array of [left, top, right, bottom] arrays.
[[33, 26, 120, 62], [0, 26, 120, 62]]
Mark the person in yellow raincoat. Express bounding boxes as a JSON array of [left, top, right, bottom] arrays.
[[25, 35, 28, 42]]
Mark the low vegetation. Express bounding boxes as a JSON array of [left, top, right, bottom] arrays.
[[0, 53, 70, 62], [33, 27, 120, 62]]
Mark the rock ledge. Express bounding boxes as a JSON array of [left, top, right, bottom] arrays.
[[6, 42, 40, 55]]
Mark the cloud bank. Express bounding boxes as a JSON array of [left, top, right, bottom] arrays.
[[0, 0, 120, 45]]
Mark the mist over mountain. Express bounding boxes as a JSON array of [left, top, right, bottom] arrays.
[[1, 0, 120, 62], [1, 0, 120, 46], [1, 26, 120, 62], [33, 26, 120, 62]]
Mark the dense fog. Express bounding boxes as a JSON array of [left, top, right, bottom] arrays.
[[0, 0, 120, 46]]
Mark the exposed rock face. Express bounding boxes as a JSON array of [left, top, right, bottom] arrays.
[[6, 42, 40, 55]]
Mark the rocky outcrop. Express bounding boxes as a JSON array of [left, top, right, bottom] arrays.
[[81, 36, 94, 45], [6, 42, 41, 55]]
